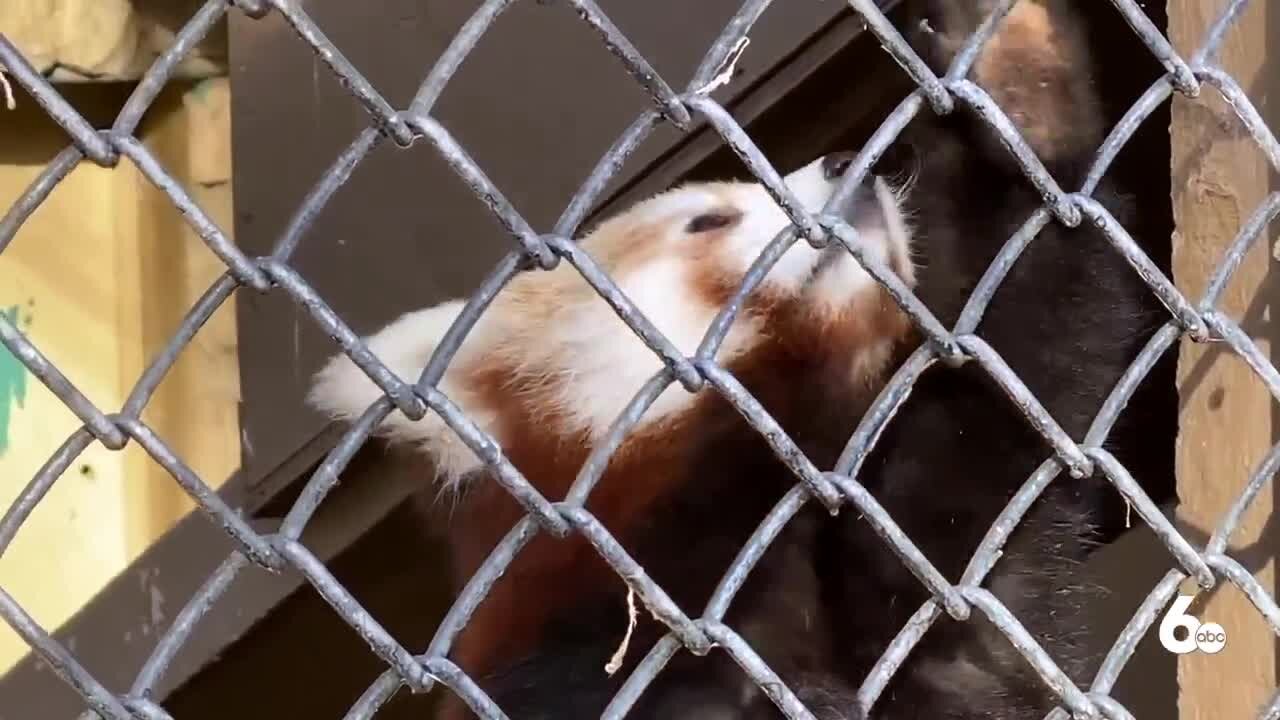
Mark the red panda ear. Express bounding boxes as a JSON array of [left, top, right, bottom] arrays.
[[910, 0, 1103, 166]]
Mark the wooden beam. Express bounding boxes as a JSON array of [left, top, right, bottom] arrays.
[[1170, 0, 1279, 716], [116, 76, 241, 556], [0, 0, 225, 83], [0, 438, 427, 715]]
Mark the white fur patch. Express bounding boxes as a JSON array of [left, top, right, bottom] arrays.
[[717, 158, 911, 306], [308, 301, 493, 482], [547, 258, 760, 436]]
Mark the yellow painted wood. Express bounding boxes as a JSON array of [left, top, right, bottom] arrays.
[[0, 77, 239, 675], [0, 0, 225, 83], [1171, 0, 1279, 716], [117, 78, 241, 555]]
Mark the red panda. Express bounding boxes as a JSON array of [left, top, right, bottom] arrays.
[[308, 0, 1168, 716], [308, 154, 916, 718]]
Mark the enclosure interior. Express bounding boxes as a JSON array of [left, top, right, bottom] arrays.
[[147, 3, 1185, 717]]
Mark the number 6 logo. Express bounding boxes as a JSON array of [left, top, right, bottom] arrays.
[[1159, 595, 1227, 655]]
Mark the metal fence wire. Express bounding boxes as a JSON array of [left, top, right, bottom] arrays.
[[0, 0, 1278, 717]]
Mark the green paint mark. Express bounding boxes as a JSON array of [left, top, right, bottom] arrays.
[[191, 78, 217, 103], [0, 305, 29, 456]]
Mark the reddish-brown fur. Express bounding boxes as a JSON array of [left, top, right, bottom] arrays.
[[444, 265, 912, 681]]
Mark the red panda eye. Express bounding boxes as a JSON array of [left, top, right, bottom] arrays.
[[685, 212, 737, 234]]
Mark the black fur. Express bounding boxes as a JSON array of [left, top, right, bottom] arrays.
[[821, 1, 1165, 717]]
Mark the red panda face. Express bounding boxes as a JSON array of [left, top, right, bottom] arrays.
[[308, 155, 914, 489], [686, 156, 915, 310], [573, 156, 914, 313]]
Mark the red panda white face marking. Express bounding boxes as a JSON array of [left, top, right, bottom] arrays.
[[709, 156, 914, 303], [308, 155, 914, 489]]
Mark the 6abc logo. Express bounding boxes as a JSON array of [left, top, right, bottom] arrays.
[[1159, 595, 1227, 655]]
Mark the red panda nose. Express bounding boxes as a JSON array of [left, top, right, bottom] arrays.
[[821, 152, 856, 180], [842, 174, 887, 231]]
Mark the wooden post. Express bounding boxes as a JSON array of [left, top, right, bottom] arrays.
[[0, 78, 239, 675], [1170, 0, 1279, 716], [116, 77, 242, 555]]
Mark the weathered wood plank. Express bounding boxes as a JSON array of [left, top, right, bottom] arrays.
[[0, 0, 225, 83], [1170, 0, 1279, 716]]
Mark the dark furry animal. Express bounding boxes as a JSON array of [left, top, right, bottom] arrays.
[[822, 0, 1166, 717]]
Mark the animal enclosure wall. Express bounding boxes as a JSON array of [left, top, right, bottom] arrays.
[[0, 0, 240, 682], [0, 0, 1276, 719]]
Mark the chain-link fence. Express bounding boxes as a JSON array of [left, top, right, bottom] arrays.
[[0, 0, 1277, 717]]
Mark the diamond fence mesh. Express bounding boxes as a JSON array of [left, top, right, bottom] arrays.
[[0, 0, 1277, 718]]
